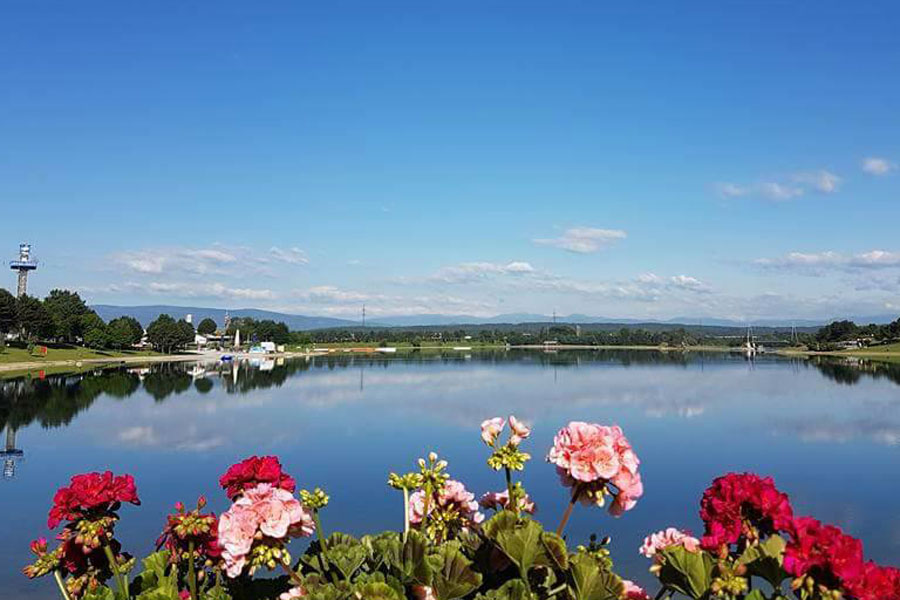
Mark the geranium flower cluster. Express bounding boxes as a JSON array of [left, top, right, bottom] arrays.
[[699, 472, 793, 551], [786, 516, 900, 600], [639, 528, 700, 561], [479, 489, 537, 515], [547, 421, 643, 514], [409, 479, 484, 542], [218, 476, 315, 578], [25, 471, 139, 599], [156, 496, 221, 567], [482, 415, 533, 472], [47, 471, 140, 529], [219, 455, 296, 500]]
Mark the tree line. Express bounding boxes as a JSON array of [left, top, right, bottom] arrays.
[[0, 289, 144, 350]]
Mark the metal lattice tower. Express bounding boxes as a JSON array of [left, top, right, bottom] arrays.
[[9, 243, 37, 298]]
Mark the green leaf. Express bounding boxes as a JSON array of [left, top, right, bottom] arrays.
[[744, 590, 766, 600], [473, 579, 535, 600], [430, 545, 483, 600], [399, 530, 435, 586], [483, 510, 518, 541], [536, 532, 568, 571], [82, 587, 116, 600], [132, 551, 179, 600], [354, 582, 402, 600], [567, 554, 623, 600], [494, 517, 543, 575], [657, 547, 715, 600], [737, 536, 787, 590]]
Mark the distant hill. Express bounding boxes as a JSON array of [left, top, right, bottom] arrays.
[[91, 305, 358, 330], [91, 304, 898, 331]]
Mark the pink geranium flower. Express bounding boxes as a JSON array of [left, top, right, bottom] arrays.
[[218, 483, 315, 578], [622, 580, 652, 600], [479, 490, 537, 514], [508, 415, 531, 445], [280, 587, 307, 599], [639, 527, 701, 559], [409, 479, 484, 529], [548, 421, 643, 512], [481, 418, 505, 446]]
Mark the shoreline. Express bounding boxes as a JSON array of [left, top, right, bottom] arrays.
[[2, 345, 897, 377]]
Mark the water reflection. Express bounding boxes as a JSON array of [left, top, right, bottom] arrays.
[[1, 351, 898, 598]]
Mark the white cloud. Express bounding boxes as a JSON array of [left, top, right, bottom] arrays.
[[112, 280, 277, 301], [759, 181, 805, 201], [714, 169, 841, 201], [714, 182, 750, 198], [269, 246, 309, 265], [430, 261, 536, 283], [793, 170, 841, 194], [113, 246, 238, 276], [862, 157, 896, 176], [533, 227, 627, 254], [754, 250, 900, 273]]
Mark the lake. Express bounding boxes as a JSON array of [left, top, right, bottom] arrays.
[[2, 350, 898, 598]]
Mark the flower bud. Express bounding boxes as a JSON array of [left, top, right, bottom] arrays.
[[175, 501, 185, 512], [428, 452, 438, 463], [197, 495, 207, 509]]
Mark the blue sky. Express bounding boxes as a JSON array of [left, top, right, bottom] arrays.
[[2, 1, 899, 320]]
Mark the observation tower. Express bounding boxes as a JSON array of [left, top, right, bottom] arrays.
[[10, 243, 37, 297]]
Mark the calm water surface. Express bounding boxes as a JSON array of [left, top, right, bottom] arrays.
[[2, 350, 899, 598]]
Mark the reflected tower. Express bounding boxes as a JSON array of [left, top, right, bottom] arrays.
[[1, 426, 23, 479]]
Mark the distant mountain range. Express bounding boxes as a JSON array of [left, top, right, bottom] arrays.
[[91, 304, 899, 331]]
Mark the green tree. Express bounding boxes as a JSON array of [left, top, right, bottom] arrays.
[[43, 289, 91, 342], [146, 314, 195, 353], [0, 288, 17, 337], [80, 313, 109, 349], [107, 316, 144, 349], [197, 317, 217, 335], [16, 295, 56, 342]]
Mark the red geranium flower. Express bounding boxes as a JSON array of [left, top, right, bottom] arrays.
[[847, 562, 900, 600], [48, 472, 140, 529], [784, 516, 865, 593], [219, 455, 295, 500], [699, 472, 793, 550]]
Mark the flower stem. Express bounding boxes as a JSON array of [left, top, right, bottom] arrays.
[[504, 467, 517, 516], [555, 484, 582, 537], [53, 570, 72, 600], [187, 541, 198, 600], [279, 559, 305, 587], [312, 510, 337, 583], [402, 487, 410, 543], [102, 544, 128, 600]]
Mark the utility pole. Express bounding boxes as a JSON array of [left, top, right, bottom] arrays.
[[362, 305, 366, 328]]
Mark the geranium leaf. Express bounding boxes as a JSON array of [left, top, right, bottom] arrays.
[[657, 547, 715, 600], [354, 582, 402, 600], [737, 535, 787, 589], [536, 532, 568, 571], [567, 554, 623, 600], [473, 579, 534, 600], [494, 517, 543, 575], [431, 545, 483, 600]]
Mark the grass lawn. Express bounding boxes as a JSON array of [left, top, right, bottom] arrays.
[[841, 341, 900, 355], [0, 342, 158, 364]]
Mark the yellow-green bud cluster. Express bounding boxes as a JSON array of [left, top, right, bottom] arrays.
[[300, 488, 330, 510], [486, 445, 531, 472], [417, 452, 449, 491], [248, 542, 291, 574], [72, 516, 116, 550], [790, 576, 843, 600], [710, 572, 749, 599], [22, 547, 63, 579], [388, 472, 424, 490]]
